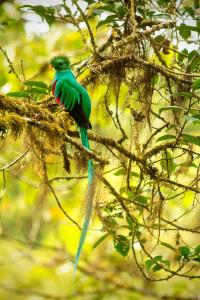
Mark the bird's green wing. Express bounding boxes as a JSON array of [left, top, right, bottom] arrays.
[[55, 79, 80, 111], [55, 76, 91, 117]]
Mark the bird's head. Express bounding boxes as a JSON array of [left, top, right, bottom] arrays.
[[50, 56, 70, 71]]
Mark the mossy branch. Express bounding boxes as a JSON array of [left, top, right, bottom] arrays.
[[0, 95, 108, 166]]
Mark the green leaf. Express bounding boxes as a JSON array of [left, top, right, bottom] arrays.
[[154, 34, 165, 44], [162, 259, 171, 267], [101, 5, 115, 13], [154, 255, 162, 261], [177, 24, 200, 34], [192, 79, 200, 91], [159, 106, 186, 114], [130, 171, 140, 177], [179, 28, 191, 40], [1, 21, 8, 26], [136, 230, 142, 239], [24, 80, 48, 89], [21, 5, 55, 25], [174, 91, 192, 98], [153, 264, 162, 272], [192, 114, 200, 120], [125, 190, 135, 199], [178, 24, 197, 40], [156, 0, 169, 7], [188, 50, 200, 72], [135, 195, 148, 205], [197, 19, 200, 30], [183, 134, 200, 147], [185, 7, 194, 18], [126, 215, 133, 230], [156, 135, 176, 142], [117, 5, 126, 17], [191, 163, 198, 168], [177, 48, 188, 62], [145, 259, 154, 271], [179, 246, 190, 258], [26, 88, 48, 95], [96, 15, 117, 28], [93, 233, 109, 249], [161, 242, 176, 252], [185, 114, 200, 123], [193, 257, 200, 262], [114, 168, 125, 176], [119, 186, 127, 194], [7, 91, 30, 98], [188, 50, 199, 61], [0, 21, 8, 30], [194, 245, 200, 255], [167, 124, 181, 131], [114, 235, 130, 257]]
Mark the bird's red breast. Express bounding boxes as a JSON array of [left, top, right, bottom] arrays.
[[52, 80, 61, 104]]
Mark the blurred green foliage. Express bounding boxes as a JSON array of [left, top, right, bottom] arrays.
[[0, 0, 200, 299]]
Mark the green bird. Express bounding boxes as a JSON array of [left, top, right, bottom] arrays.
[[50, 55, 94, 274]]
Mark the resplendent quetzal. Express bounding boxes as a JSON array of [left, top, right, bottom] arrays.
[[50, 55, 94, 274]]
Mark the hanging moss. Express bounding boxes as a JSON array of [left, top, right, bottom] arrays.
[[0, 114, 26, 139], [8, 115, 26, 138], [0, 116, 8, 135], [60, 143, 71, 173]]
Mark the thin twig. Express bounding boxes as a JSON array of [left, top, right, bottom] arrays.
[[0, 149, 29, 171], [0, 46, 21, 82], [48, 183, 81, 230], [72, 0, 98, 57]]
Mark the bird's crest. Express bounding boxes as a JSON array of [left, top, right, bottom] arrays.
[[50, 55, 70, 70]]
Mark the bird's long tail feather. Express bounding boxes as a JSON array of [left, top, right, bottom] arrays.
[[74, 127, 94, 275]]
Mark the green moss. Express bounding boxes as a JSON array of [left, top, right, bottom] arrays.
[[0, 114, 26, 138], [8, 115, 26, 138]]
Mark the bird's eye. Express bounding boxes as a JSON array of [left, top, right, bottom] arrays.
[[59, 62, 63, 66]]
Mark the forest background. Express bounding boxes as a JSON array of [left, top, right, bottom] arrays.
[[0, 0, 200, 299]]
